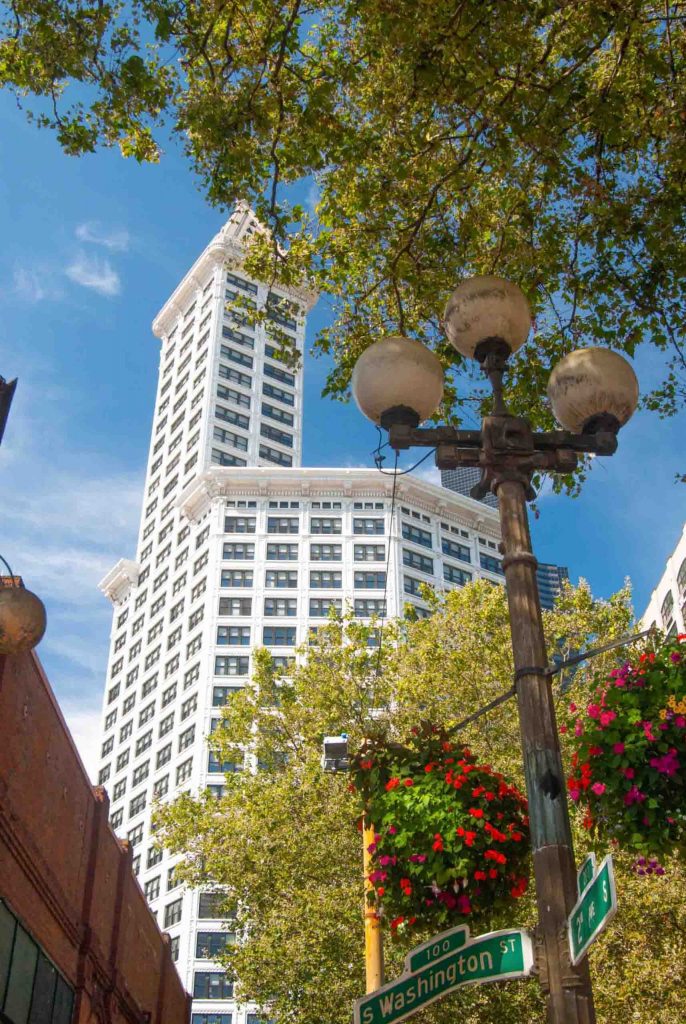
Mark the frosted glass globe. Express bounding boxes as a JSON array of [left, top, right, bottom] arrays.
[[547, 347, 639, 433], [352, 336, 444, 425], [444, 276, 532, 359]]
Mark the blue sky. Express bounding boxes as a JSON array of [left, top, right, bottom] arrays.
[[1, 93, 684, 774]]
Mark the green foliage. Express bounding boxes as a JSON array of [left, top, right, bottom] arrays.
[[157, 581, 686, 1024], [565, 632, 686, 858], [2, 1, 686, 467], [352, 726, 530, 934]]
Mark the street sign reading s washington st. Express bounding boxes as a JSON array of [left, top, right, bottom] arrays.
[[353, 926, 534, 1024], [568, 854, 617, 966]]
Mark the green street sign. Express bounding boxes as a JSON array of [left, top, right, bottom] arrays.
[[354, 927, 534, 1024], [577, 852, 597, 897], [568, 854, 617, 966], [405, 924, 468, 974]]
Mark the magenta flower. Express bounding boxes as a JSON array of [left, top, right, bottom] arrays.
[[569, 787, 581, 802], [455, 893, 471, 914], [587, 703, 601, 719], [408, 854, 427, 864], [613, 742, 625, 754], [624, 786, 646, 806], [649, 749, 680, 777], [670, 652, 681, 664], [624, 767, 635, 779], [599, 710, 617, 727], [574, 720, 584, 738], [591, 782, 606, 796], [675, 716, 686, 728], [641, 721, 656, 741], [388, 825, 397, 834]]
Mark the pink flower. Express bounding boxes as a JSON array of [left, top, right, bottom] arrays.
[[574, 720, 584, 738], [569, 702, 577, 713], [599, 710, 616, 727], [591, 782, 606, 796], [612, 742, 625, 754], [388, 825, 397, 834], [650, 749, 680, 777], [624, 767, 635, 779], [569, 787, 581, 802], [587, 704, 601, 720], [670, 652, 681, 664], [455, 893, 471, 914], [408, 854, 427, 863], [624, 786, 646, 806], [641, 721, 656, 741], [675, 716, 686, 728]]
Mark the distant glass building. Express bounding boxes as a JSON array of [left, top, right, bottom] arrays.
[[440, 467, 498, 509], [535, 562, 570, 611], [440, 470, 569, 610]]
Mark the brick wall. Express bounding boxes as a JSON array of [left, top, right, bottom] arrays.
[[0, 650, 191, 1023]]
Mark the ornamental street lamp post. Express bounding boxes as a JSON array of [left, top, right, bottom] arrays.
[[351, 277, 639, 1024]]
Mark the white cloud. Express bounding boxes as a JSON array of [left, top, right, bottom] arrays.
[[12, 267, 63, 303], [66, 252, 121, 296], [61, 701, 103, 781], [413, 462, 442, 487], [75, 221, 130, 252]]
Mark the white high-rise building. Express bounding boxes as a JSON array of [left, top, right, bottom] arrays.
[[96, 207, 501, 1024], [642, 522, 686, 636]]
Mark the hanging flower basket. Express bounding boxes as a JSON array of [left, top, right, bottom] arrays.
[[564, 633, 686, 862], [351, 724, 530, 935]]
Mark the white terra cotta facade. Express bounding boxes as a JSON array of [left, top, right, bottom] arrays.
[[96, 206, 502, 1024], [642, 522, 686, 637]]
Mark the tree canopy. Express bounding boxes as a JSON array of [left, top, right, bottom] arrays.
[[2, 1, 685, 442], [157, 581, 686, 1024]]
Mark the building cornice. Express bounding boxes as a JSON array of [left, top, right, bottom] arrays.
[[152, 206, 318, 340], [98, 559, 141, 604], [177, 466, 501, 535]]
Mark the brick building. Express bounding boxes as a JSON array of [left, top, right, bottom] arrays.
[[0, 650, 191, 1024]]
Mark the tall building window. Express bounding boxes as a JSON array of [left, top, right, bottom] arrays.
[[265, 570, 298, 588], [266, 544, 298, 561], [267, 516, 299, 534], [262, 626, 297, 646], [354, 518, 385, 536], [309, 598, 342, 617], [215, 656, 250, 676], [264, 598, 297, 616], [222, 543, 254, 560], [224, 516, 256, 534], [441, 537, 471, 563], [444, 564, 472, 587], [193, 974, 233, 1000], [217, 626, 251, 646], [310, 544, 342, 561], [479, 553, 504, 576], [164, 898, 183, 927], [402, 522, 432, 548]]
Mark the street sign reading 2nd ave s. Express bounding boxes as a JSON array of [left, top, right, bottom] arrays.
[[353, 926, 534, 1024]]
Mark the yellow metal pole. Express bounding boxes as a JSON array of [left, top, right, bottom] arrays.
[[362, 818, 384, 993]]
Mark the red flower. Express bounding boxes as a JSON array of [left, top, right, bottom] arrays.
[[469, 808, 484, 819], [360, 759, 374, 770], [510, 877, 528, 898], [432, 834, 444, 852], [484, 849, 507, 865], [377, 887, 385, 897], [474, 870, 487, 881], [464, 831, 477, 847], [404, 778, 414, 787], [472, 786, 485, 797], [442, 741, 453, 751], [424, 763, 434, 773], [385, 778, 400, 791], [488, 868, 499, 879], [484, 792, 496, 801], [390, 916, 405, 930]]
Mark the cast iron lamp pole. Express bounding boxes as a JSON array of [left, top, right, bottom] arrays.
[[351, 277, 639, 1024]]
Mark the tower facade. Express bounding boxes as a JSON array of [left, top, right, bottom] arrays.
[[96, 211, 502, 1024]]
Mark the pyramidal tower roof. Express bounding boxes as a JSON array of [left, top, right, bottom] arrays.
[[152, 202, 317, 338]]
